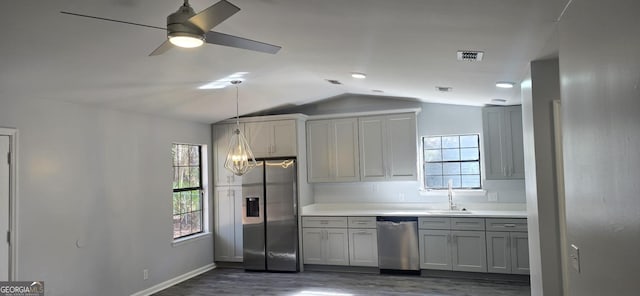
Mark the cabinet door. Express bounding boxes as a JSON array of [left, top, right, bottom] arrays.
[[307, 120, 333, 182], [505, 106, 525, 178], [418, 229, 452, 270], [482, 107, 508, 179], [213, 124, 243, 186], [333, 118, 360, 181], [214, 186, 243, 262], [302, 228, 325, 265], [271, 120, 297, 157], [510, 232, 530, 274], [325, 228, 350, 266], [348, 229, 378, 267], [244, 122, 271, 158], [386, 114, 417, 180], [451, 230, 487, 272], [359, 116, 387, 181], [486, 231, 511, 273]]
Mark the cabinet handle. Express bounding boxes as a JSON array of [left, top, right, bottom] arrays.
[[447, 234, 451, 244], [504, 224, 517, 228], [355, 231, 369, 235], [320, 220, 329, 225], [502, 166, 507, 176]]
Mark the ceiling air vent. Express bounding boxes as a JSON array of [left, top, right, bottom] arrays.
[[436, 86, 453, 92], [457, 50, 484, 61], [326, 79, 342, 85]]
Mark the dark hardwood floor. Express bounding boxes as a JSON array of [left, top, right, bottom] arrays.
[[154, 268, 531, 296]]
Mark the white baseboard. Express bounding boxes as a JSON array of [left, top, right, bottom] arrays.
[[130, 263, 216, 296]]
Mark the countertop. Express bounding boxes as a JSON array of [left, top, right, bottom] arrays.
[[301, 203, 527, 218]]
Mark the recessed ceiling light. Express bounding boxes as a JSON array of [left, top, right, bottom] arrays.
[[496, 81, 515, 89], [491, 99, 508, 104], [372, 89, 384, 93], [199, 72, 249, 89], [351, 72, 367, 79], [436, 86, 453, 92]]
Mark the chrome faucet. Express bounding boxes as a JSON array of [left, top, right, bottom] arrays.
[[448, 179, 457, 210]]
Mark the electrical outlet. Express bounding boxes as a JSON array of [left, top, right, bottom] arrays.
[[143, 269, 149, 280], [488, 192, 498, 202]]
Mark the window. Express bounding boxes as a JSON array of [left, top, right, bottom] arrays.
[[172, 144, 203, 239], [423, 134, 481, 189]]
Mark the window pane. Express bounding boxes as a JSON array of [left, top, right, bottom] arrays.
[[173, 215, 181, 238], [426, 176, 443, 188], [460, 135, 479, 148], [443, 163, 461, 175], [460, 148, 479, 161], [461, 175, 481, 188], [173, 192, 180, 215], [424, 137, 441, 149], [172, 145, 178, 166], [443, 175, 461, 187], [442, 149, 460, 161], [191, 190, 201, 211], [189, 146, 200, 166], [442, 136, 460, 148], [425, 163, 443, 175], [461, 161, 480, 174], [189, 167, 201, 187], [191, 211, 202, 233], [180, 213, 191, 237], [425, 149, 442, 161], [181, 192, 191, 214]]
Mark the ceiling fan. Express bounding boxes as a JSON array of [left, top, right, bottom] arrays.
[[61, 0, 281, 56]]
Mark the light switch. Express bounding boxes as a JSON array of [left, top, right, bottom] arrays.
[[570, 244, 580, 273]]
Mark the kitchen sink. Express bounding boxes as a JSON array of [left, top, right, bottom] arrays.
[[427, 210, 473, 215]]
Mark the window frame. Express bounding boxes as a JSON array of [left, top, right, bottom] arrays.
[[421, 134, 482, 190], [172, 143, 205, 240]]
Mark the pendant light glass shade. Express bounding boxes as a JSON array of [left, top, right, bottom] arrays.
[[224, 81, 257, 176]]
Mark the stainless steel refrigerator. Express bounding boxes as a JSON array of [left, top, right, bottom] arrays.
[[242, 159, 299, 272]]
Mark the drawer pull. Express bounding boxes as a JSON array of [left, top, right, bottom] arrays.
[[320, 221, 329, 224], [504, 224, 517, 227]]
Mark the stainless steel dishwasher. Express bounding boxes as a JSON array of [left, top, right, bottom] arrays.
[[376, 216, 420, 274]]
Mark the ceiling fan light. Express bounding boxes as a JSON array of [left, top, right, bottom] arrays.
[[169, 34, 204, 48]]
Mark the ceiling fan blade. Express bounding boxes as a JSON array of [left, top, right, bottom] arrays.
[[149, 40, 173, 56], [60, 11, 166, 31], [188, 0, 240, 33], [205, 31, 281, 54]]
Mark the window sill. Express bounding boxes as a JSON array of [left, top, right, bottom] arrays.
[[172, 232, 212, 247], [418, 188, 487, 197]]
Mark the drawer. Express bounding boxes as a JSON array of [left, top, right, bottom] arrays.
[[302, 216, 348, 228], [451, 218, 485, 230], [348, 216, 377, 229], [418, 217, 451, 230], [486, 218, 528, 232]]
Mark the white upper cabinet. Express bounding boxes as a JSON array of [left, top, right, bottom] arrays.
[[359, 113, 417, 181], [482, 106, 525, 180], [306, 118, 360, 183], [245, 120, 297, 158], [213, 123, 243, 186]]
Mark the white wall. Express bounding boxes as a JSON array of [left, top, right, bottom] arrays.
[[521, 58, 563, 296], [0, 97, 213, 296], [313, 103, 526, 206], [559, 0, 640, 295]]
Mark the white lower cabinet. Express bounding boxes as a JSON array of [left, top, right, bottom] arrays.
[[302, 228, 349, 266], [485, 218, 530, 275], [347, 216, 378, 267], [419, 229, 452, 270], [418, 217, 487, 272], [302, 217, 349, 266], [214, 186, 243, 262]]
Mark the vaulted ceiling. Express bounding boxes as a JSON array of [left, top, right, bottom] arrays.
[[0, 0, 563, 123]]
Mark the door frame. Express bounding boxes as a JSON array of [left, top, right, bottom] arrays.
[[0, 127, 17, 280]]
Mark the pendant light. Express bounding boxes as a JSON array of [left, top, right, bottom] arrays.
[[224, 80, 257, 176]]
